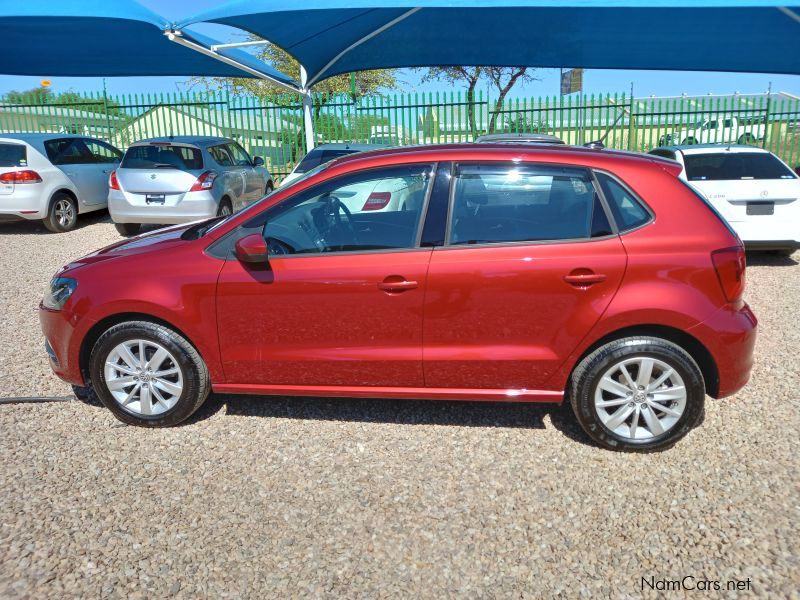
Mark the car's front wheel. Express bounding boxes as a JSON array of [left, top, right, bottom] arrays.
[[88, 321, 210, 427], [570, 337, 705, 451]]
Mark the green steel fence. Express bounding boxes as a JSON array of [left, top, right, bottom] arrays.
[[1, 90, 798, 180]]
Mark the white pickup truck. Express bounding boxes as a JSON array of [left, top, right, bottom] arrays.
[[659, 116, 765, 146]]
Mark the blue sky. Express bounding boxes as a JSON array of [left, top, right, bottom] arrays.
[[1, 0, 798, 99]]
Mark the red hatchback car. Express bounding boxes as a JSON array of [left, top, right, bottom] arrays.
[[40, 144, 756, 451]]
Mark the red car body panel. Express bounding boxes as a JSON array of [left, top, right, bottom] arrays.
[[39, 144, 756, 404]]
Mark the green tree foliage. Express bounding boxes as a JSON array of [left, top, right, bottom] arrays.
[[5, 86, 127, 117]]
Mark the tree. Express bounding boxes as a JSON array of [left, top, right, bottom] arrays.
[[419, 67, 539, 136], [6, 86, 52, 104], [5, 86, 127, 117]]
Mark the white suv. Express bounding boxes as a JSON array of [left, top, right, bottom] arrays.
[[650, 144, 799, 252], [0, 133, 122, 232]]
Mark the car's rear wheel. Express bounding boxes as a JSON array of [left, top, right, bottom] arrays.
[[570, 337, 705, 452], [217, 198, 233, 217], [43, 192, 78, 233], [89, 321, 210, 427], [115, 223, 141, 237]]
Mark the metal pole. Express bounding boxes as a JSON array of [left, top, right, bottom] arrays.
[[300, 66, 316, 152]]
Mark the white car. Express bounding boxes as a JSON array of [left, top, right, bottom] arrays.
[[650, 144, 799, 252], [0, 133, 122, 232], [658, 116, 765, 146]]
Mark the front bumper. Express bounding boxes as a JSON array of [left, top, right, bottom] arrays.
[[687, 301, 757, 398], [39, 304, 90, 386]]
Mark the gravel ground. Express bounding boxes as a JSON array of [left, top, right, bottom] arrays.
[[1, 214, 798, 598]]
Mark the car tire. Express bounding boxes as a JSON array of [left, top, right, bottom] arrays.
[[569, 336, 705, 452], [217, 198, 233, 217], [43, 192, 78, 233], [88, 321, 210, 427], [115, 223, 141, 237]]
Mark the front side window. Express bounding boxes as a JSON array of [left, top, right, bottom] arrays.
[[83, 139, 122, 164], [684, 152, 796, 181], [595, 172, 651, 232], [226, 143, 252, 167], [260, 165, 432, 255], [121, 144, 203, 170], [44, 138, 93, 165], [448, 164, 608, 245]]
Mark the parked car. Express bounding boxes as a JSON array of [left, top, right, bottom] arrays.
[[280, 143, 390, 187], [0, 133, 122, 232], [649, 145, 799, 251], [109, 136, 273, 236], [41, 144, 756, 451], [658, 116, 765, 146], [475, 132, 565, 145]]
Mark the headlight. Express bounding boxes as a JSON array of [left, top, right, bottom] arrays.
[[43, 277, 77, 310]]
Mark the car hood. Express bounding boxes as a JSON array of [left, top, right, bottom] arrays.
[[58, 223, 199, 274]]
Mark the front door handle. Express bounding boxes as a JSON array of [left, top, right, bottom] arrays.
[[563, 271, 607, 287], [378, 277, 418, 293]]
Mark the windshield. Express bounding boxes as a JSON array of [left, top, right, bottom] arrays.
[[121, 144, 203, 170], [199, 161, 332, 237]]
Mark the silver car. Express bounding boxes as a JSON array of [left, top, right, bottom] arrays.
[[109, 136, 273, 236]]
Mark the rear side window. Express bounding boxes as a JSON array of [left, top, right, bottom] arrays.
[[595, 172, 651, 232], [44, 138, 93, 165], [449, 164, 607, 245], [684, 152, 796, 181], [121, 144, 203, 170], [209, 145, 233, 167], [0, 143, 26, 167]]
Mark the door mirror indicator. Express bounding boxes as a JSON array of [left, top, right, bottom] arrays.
[[252, 156, 265, 167], [235, 234, 269, 264]]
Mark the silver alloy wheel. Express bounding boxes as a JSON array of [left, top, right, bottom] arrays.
[[54, 198, 75, 228], [104, 339, 184, 416], [593, 356, 687, 441]]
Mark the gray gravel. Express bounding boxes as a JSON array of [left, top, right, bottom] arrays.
[[1, 215, 799, 598]]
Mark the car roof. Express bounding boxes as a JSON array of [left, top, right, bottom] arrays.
[[474, 133, 565, 144], [328, 142, 674, 172], [0, 132, 99, 143], [131, 136, 232, 147], [310, 143, 391, 152], [653, 144, 771, 155]]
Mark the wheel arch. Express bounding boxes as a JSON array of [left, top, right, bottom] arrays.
[[569, 324, 719, 398], [49, 187, 79, 210], [79, 312, 202, 383]]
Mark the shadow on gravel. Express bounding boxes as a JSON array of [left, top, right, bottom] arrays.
[[745, 250, 798, 267], [192, 393, 594, 445], [0, 210, 111, 235]]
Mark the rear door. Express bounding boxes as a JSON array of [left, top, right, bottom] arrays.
[[683, 151, 800, 241], [226, 142, 263, 202], [81, 139, 122, 205], [422, 162, 627, 391], [44, 138, 107, 205]]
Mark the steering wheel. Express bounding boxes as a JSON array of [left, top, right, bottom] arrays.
[[317, 194, 359, 251]]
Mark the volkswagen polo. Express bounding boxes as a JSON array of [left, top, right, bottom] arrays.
[[40, 144, 757, 451]]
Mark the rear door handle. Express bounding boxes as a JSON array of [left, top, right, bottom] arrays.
[[563, 272, 607, 287], [378, 278, 418, 292]]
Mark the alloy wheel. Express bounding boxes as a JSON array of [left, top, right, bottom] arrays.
[[593, 356, 687, 441], [104, 339, 184, 416], [54, 199, 75, 228]]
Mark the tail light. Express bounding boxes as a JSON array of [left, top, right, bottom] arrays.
[[711, 246, 746, 302], [190, 171, 217, 192], [362, 191, 391, 211], [108, 170, 120, 190], [0, 170, 42, 184]]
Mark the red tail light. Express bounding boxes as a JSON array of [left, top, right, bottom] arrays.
[[362, 191, 391, 211], [711, 246, 746, 303], [109, 170, 120, 190], [0, 170, 42, 184], [190, 171, 217, 192]]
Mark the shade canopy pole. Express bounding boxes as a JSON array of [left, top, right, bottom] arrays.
[[300, 66, 316, 151]]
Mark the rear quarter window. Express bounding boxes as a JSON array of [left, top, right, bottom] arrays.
[[684, 152, 796, 181], [595, 172, 652, 232], [0, 143, 27, 167], [121, 145, 203, 170]]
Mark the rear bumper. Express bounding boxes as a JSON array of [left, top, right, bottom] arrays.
[[687, 301, 757, 398], [109, 189, 218, 224], [744, 240, 800, 251], [0, 187, 47, 220], [729, 220, 800, 250]]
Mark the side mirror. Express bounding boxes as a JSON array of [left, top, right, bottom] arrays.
[[252, 156, 264, 167], [234, 233, 268, 264]]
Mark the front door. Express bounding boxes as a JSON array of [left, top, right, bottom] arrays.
[[216, 163, 435, 388], [423, 162, 628, 390]]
